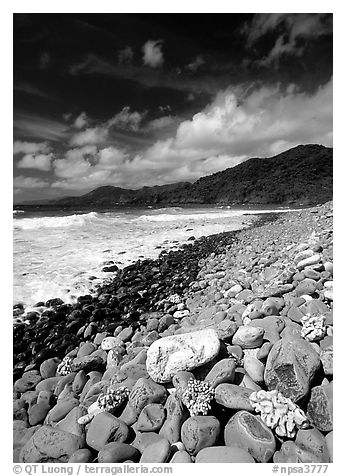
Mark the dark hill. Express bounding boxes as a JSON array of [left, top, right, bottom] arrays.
[[31, 144, 332, 208]]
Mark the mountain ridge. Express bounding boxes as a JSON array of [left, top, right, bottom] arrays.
[[16, 144, 332, 207]]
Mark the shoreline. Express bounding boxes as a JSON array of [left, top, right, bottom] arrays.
[[13, 202, 333, 463], [13, 207, 269, 310]]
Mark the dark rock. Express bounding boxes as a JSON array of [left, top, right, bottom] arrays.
[[98, 442, 140, 463], [307, 382, 333, 432], [181, 416, 221, 456], [224, 410, 276, 463], [19, 425, 84, 463], [264, 336, 321, 402], [195, 446, 255, 463], [87, 412, 129, 451]]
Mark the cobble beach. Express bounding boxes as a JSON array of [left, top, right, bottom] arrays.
[[13, 202, 333, 463]]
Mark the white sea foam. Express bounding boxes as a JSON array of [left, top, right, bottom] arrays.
[[13, 211, 101, 230], [13, 206, 298, 307], [135, 210, 243, 222]]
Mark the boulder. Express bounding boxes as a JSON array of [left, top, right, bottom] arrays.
[[159, 392, 189, 443], [264, 337, 321, 402], [195, 446, 255, 463], [170, 450, 192, 463], [39, 358, 60, 379], [19, 426, 84, 463], [307, 382, 333, 432], [137, 403, 166, 432], [224, 410, 276, 463], [128, 378, 167, 418], [146, 329, 220, 383], [14, 370, 42, 393], [181, 416, 221, 456], [140, 438, 171, 463], [232, 326, 264, 349], [98, 442, 140, 463], [215, 383, 254, 411], [205, 358, 236, 388], [86, 412, 129, 451]]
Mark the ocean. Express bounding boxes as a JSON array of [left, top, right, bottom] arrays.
[[13, 205, 295, 309]]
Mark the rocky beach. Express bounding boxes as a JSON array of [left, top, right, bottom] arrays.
[[13, 202, 333, 464]]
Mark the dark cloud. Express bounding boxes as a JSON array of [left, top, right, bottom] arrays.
[[118, 46, 134, 64]]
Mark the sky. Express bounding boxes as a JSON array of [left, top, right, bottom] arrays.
[[13, 13, 333, 202]]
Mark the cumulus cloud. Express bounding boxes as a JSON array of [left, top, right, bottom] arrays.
[[244, 14, 332, 65], [118, 46, 134, 64], [142, 40, 164, 68], [108, 107, 145, 131], [16, 153, 54, 171], [70, 126, 108, 146], [54, 145, 97, 178], [145, 115, 176, 130], [13, 140, 50, 155], [48, 78, 332, 193], [74, 112, 89, 129]]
